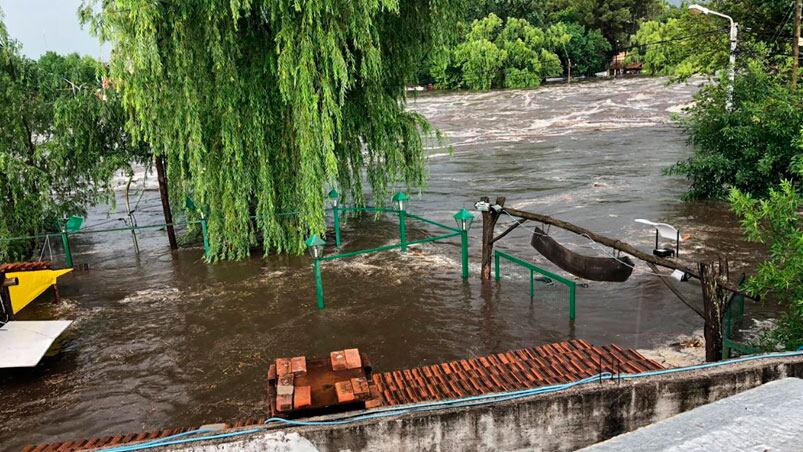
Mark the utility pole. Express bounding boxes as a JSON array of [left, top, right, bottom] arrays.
[[794, 0, 801, 90]]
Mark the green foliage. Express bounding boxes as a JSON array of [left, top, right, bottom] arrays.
[[549, 22, 610, 76], [0, 14, 143, 261], [670, 59, 803, 199], [730, 178, 803, 350], [435, 14, 563, 90], [82, 0, 457, 260], [546, 0, 663, 51]]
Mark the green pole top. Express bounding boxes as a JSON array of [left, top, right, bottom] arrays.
[[392, 191, 410, 202], [327, 188, 339, 200], [453, 208, 475, 221], [305, 235, 327, 248]]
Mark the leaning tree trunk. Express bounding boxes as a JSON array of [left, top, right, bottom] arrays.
[[154, 155, 177, 250]]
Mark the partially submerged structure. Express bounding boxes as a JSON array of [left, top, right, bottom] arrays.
[[0, 261, 73, 368]]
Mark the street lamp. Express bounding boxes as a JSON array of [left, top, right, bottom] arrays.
[[454, 208, 475, 279], [305, 235, 327, 309], [327, 189, 342, 247], [393, 192, 410, 253], [689, 4, 738, 111], [327, 188, 339, 208], [392, 191, 409, 211]]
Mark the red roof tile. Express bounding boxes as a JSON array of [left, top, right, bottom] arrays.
[[0, 261, 52, 272], [372, 340, 663, 406]]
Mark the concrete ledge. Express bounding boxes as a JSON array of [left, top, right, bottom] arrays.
[[182, 356, 803, 451]]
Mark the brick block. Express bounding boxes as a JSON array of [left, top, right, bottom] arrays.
[[293, 385, 311, 409], [277, 374, 294, 396], [290, 356, 307, 376], [267, 364, 277, 380], [275, 358, 291, 377], [334, 380, 355, 403], [344, 348, 362, 369], [365, 398, 383, 409], [276, 394, 293, 412], [351, 377, 370, 398], [330, 350, 347, 371]]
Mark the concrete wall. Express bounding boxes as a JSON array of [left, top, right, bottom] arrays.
[[187, 357, 803, 452]]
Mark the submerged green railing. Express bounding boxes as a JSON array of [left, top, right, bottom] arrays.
[[722, 274, 759, 359], [494, 250, 577, 321], [309, 202, 471, 310]]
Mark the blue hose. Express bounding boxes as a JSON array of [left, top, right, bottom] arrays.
[[99, 349, 803, 451]]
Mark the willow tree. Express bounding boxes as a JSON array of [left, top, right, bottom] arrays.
[[82, 1, 457, 260]]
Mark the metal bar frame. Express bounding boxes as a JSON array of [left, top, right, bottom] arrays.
[[494, 250, 577, 321]]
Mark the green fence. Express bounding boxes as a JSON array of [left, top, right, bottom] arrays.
[[494, 250, 577, 321], [722, 274, 759, 359], [308, 200, 472, 310]]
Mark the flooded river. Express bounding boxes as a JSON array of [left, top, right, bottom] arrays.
[[0, 77, 775, 449]]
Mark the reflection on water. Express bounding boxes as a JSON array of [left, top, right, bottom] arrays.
[[0, 77, 772, 449]]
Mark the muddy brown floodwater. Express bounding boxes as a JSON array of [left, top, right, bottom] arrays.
[[0, 77, 777, 450]]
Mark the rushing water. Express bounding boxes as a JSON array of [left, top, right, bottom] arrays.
[[0, 77, 775, 449]]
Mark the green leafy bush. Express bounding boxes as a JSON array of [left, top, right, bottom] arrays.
[[730, 177, 803, 350], [434, 14, 563, 90], [670, 59, 803, 199]]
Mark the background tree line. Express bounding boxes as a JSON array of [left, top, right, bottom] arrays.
[[420, 0, 663, 89]]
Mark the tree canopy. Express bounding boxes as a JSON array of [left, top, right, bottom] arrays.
[[0, 13, 143, 260], [82, 0, 457, 260]]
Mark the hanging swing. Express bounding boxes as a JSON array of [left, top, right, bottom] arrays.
[[530, 225, 635, 282]]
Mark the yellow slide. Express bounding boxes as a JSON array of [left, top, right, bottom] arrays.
[[6, 268, 72, 314]]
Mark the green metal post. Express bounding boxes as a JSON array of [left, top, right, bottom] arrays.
[[60, 230, 74, 268], [399, 210, 407, 253], [460, 230, 469, 279], [201, 218, 210, 258], [314, 258, 325, 309], [333, 205, 342, 247], [494, 252, 500, 282], [530, 269, 534, 298], [569, 283, 576, 321]]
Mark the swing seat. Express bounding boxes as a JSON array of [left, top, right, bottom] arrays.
[[531, 226, 635, 282]]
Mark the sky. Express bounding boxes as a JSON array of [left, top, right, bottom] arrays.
[[0, 0, 110, 60]]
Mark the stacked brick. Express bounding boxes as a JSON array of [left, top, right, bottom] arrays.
[[329, 348, 383, 409], [273, 355, 310, 412]]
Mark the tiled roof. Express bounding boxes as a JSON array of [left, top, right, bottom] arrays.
[[371, 340, 663, 406], [21, 420, 269, 452], [0, 261, 52, 272]]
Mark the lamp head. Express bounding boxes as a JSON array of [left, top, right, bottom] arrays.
[[327, 188, 339, 207], [305, 235, 327, 259], [392, 192, 410, 211], [454, 208, 476, 232], [688, 4, 710, 16]]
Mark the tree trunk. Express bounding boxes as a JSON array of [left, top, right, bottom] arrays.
[[700, 260, 728, 362], [155, 155, 178, 250], [481, 196, 505, 280]]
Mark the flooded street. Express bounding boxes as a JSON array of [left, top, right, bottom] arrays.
[[0, 77, 774, 449]]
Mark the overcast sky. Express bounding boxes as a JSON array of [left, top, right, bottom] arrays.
[[1, 0, 110, 59]]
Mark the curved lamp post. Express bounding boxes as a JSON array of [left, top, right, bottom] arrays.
[[327, 189, 341, 247], [454, 208, 475, 279], [689, 4, 738, 111], [393, 192, 410, 253], [306, 235, 327, 309]]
